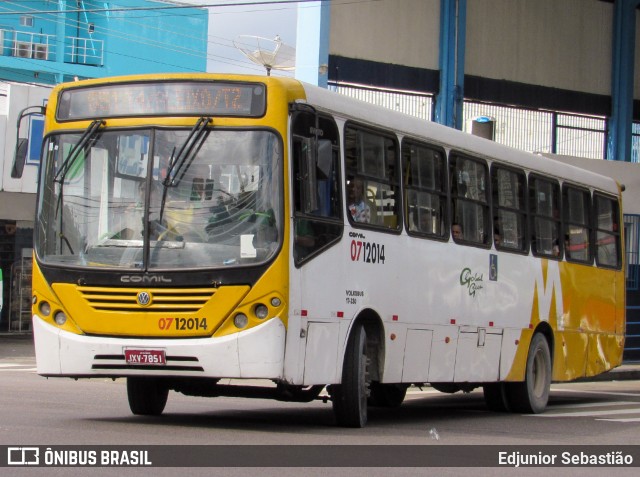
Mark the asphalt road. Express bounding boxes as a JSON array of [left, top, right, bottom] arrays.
[[1, 335, 639, 477]]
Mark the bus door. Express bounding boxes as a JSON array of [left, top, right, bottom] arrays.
[[289, 105, 344, 384]]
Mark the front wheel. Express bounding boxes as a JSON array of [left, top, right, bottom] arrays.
[[127, 377, 169, 416], [508, 333, 552, 413], [331, 323, 370, 427]]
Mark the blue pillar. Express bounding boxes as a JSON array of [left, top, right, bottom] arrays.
[[435, 0, 466, 129], [607, 0, 639, 161], [295, 1, 330, 87], [55, 0, 67, 83]]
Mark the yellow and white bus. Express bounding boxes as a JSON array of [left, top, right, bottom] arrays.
[[28, 74, 625, 427]]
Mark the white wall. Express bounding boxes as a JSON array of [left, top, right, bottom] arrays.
[[329, 0, 440, 70], [1, 83, 51, 195], [544, 154, 640, 216], [466, 0, 612, 96], [328, 0, 619, 98]]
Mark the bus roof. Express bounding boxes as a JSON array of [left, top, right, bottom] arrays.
[[300, 81, 620, 196], [49, 73, 619, 196]]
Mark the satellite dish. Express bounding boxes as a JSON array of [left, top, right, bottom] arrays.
[[233, 35, 296, 76]]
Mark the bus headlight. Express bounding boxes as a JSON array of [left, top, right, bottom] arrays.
[[255, 304, 269, 320], [233, 313, 248, 329], [54, 311, 67, 326], [39, 301, 51, 317]]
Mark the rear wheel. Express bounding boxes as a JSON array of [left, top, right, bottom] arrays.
[[127, 377, 169, 416], [508, 333, 552, 413], [331, 323, 370, 427]]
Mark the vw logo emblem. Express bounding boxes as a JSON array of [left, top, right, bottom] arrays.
[[137, 291, 152, 307]]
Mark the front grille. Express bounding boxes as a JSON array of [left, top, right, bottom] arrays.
[[78, 287, 216, 313]]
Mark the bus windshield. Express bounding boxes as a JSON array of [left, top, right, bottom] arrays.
[[35, 127, 282, 270]]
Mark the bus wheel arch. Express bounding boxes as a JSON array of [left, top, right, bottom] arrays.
[[508, 325, 554, 414], [330, 309, 384, 427]]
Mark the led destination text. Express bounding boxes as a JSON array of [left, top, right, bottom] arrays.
[[57, 81, 266, 120]]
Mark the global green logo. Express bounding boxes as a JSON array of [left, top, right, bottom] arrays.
[[460, 268, 484, 297]]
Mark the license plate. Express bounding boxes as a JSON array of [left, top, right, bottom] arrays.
[[124, 349, 166, 366]]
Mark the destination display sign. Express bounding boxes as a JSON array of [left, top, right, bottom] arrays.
[[56, 81, 266, 120]]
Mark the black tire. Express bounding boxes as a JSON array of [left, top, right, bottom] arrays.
[[331, 323, 369, 427], [483, 382, 511, 412], [368, 383, 408, 408], [507, 333, 552, 414], [127, 377, 169, 416]]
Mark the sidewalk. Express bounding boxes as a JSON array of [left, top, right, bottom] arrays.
[[1, 332, 639, 381], [579, 364, 640, 382]]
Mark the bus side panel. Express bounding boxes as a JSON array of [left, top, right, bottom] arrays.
[[586, 332, 624, 377], [286, 230, 349, 385], [453, 326, 502, 382], [553, 330, 588, 381], [401, 329, 432, 383], [302, 321, 340, 385]]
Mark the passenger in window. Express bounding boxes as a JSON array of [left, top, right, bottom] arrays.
[[494, 230, 501, 248], [347, 177, 371, 223], [552, 239, 560, 257], [452, 223, 463, 241], [419, 214, 432, 234]]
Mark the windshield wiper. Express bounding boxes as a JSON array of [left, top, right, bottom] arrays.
[[158, 117, 211, 222], [54, 119, 104, 183], [163, 116, 212, 187]]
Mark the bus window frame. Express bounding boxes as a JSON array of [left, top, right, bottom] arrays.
[[593, 191, 622, 270], [343, 121, 402, 234], [562, 182, 593, 266], [529, 173, 563, 261], [401, 137, 449, 242], [449, 151, 491, 249], [291, 108, 344, 267], [490, 162, 529, 255]]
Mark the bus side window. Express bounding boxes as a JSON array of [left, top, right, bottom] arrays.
[[491, 165, 527, 252], [594, 193, 621, 269], [402, 139, 447, 239], [291, 110, 342, 265], [344, 124, 400, 231], [563, 184, 592, 264], [450, 153, 489, 246], [529, 175, 561, 259]]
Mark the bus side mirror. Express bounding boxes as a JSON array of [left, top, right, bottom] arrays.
[[12, 138, 28, 178], [12, 105, 46, 178]]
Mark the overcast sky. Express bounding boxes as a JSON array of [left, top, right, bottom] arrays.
[[183, 1, 298, 75]]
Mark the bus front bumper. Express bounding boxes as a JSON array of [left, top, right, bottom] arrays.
[[32, 316, 286, 379]]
